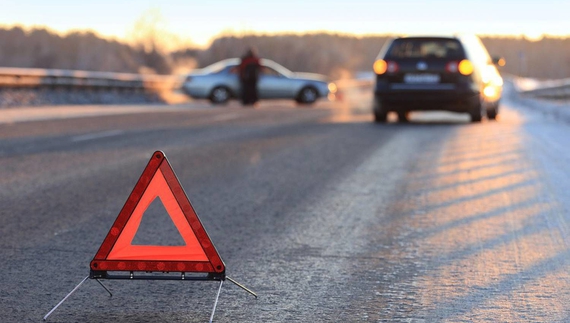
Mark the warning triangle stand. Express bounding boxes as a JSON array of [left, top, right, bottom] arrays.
[[44, 151, 256, 322]]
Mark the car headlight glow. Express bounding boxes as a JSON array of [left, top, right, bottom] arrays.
[[328, 83, 337, 93], [483, 85, 499, 99]]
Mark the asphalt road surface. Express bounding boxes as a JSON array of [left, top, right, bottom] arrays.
[[1, 88, 570, 322]]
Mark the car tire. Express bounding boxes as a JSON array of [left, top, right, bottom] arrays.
[[296, 87, 318, 105], [469, 101, 483, 123], [486, 104, 498, 120], [397, 111, 409, 123], [373, 98, 388, 123], [209, 86, 231, 104]]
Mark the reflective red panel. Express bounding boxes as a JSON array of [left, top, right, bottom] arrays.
[[90, 151, 225, 274]]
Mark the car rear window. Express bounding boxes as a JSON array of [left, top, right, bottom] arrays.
[[385, 38, 465, 59]]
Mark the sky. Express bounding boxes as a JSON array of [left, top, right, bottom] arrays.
[[1, 0, 569, 47]]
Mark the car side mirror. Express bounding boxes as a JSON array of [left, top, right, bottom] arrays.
[[492, 56, 506, 67]]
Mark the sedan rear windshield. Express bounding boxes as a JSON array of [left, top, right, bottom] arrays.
[[385, 38, 465, 59]]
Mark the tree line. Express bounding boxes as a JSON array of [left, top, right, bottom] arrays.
[[0, 27, 171, 74], [1, 26, 569, 80]]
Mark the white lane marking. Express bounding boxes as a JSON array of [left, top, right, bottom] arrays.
[[71, 130, 124, 142], [210, 113, 240, 122]]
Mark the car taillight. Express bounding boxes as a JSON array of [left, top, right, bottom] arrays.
[[446, 61, 458, 73], [373, 60, 387, 75], [458, 59, 474, 75], [374, 60, 399, 75], [387, 61, 399, 73]]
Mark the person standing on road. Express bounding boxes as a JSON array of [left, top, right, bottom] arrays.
[[238, 47, 261, 106]]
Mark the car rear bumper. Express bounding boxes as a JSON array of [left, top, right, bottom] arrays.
[[375, 82, 481, 112]]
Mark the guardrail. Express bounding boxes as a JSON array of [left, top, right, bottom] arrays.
[[514, 76, 570, 99], [2, 67, 568, 100], [0, 67, 184, 91]]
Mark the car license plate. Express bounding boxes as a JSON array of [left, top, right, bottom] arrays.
[[404, 74, 440, 84]]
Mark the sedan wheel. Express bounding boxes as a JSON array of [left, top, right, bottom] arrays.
[[486, 104, 498, 120], [373, 98, 387, 123], [297, 87, 318, 104], [209, 86, 231, 104], [470, 101, 483, 123]]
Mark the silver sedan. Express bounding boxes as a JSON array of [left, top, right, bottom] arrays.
[[182, 58, 335, 105]]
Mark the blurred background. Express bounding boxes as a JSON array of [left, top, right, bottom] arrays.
[[1, 0, 568, 79]]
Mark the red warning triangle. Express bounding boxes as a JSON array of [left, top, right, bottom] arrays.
[[90, 151, 225, 274]]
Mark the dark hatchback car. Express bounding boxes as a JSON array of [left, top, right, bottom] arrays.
[[372, 35, 503, 123]]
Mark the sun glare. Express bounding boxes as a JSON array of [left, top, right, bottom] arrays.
[[524, 31, 544, 42]]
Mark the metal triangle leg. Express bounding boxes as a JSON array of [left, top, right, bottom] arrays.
[[226, 276, 257, 298], [43, 275, 89, 321], [95, 279, 113, 297], [209, 280, 224, 323]]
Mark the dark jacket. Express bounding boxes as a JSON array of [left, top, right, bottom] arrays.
[[238, 55, 261, 83]]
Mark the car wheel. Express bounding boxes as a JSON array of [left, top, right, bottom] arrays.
[[373, 98, 387, 123], [486, 104, 498, 120], [397, 111, 409, 123], [469, 101, 483, 123], [296, 87, 318, 105], [209, 86, 231, 104]]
